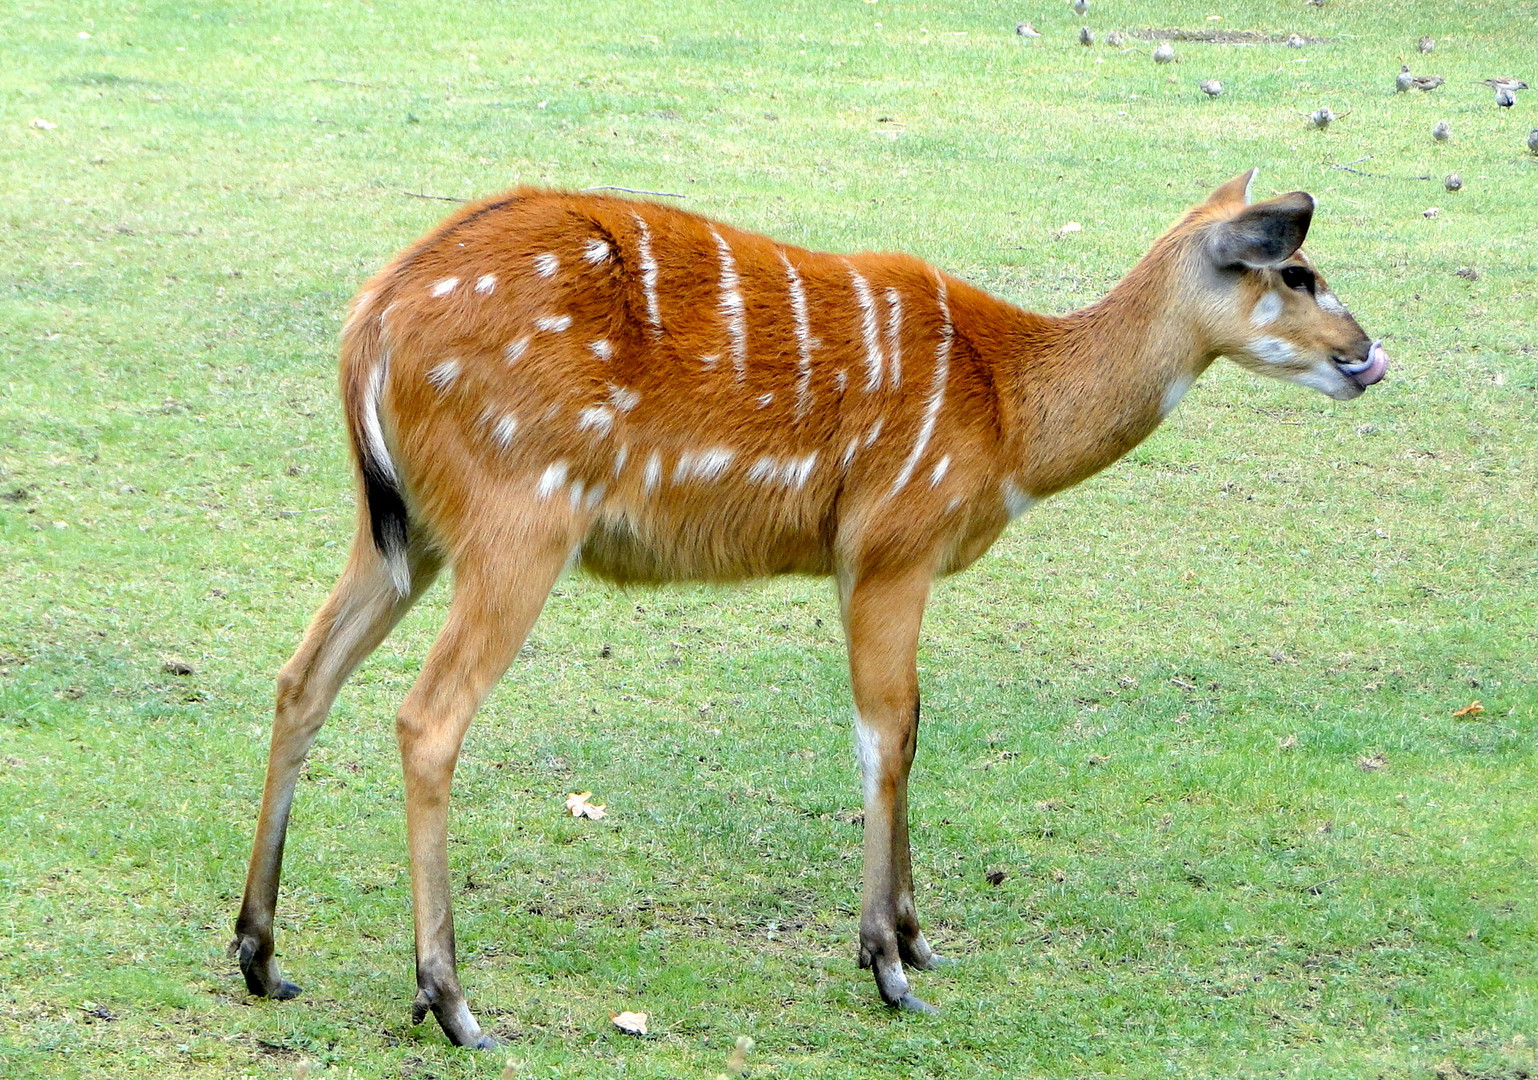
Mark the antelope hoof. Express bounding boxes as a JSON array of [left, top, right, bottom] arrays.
[[231, 935, 302, 1000], [910, 952, 955, 971], [412, 986, 495, 1049], [896, 993, 939, 1015]]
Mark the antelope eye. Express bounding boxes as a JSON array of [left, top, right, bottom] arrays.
[[1279, 265, 1316, 294]]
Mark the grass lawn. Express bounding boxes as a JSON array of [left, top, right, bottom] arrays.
[[2, 0, 1536, 1077]]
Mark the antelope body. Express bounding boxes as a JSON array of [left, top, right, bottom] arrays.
[[233, 170, 1388, 1045]]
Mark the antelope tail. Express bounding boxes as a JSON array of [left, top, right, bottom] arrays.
[[340, 301, 411, 596]]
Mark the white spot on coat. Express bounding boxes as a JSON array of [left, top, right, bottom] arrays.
[[584, 238, 610, 264], [673, 447, 735, 483], [504, 336, 530, 364], [840, 437, 860, 470], [576, 406, 615, 436], [534, 252, 560, 278], [608, 385, 640, 412], [429, 277, 459, 297], [757, 392, 774, 409], [535, 314, 572, 332], [537, 461, 569, 499], [491, 413, 519, 449], [864, 419, 883, 447], [569, 479, 586, 510], [613, 443, 629, 477], [475, 274, 497, 296], [929, 455, 950, 487], [642, 451, 661, 492], [589, 339, 613, 360], [426, 358, 461, 392]]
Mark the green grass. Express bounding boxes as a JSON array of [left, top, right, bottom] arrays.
[[2, 1, 1536, 1077]]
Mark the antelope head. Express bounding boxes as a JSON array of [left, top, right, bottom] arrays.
[[1190, 169, 1389, 401]]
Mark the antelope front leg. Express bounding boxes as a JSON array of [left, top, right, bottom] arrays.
[[840, 564, 947, 1013]]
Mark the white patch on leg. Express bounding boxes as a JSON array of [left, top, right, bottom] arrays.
[[1250, 290, 1283, 328], [852, 709, 881, 805]]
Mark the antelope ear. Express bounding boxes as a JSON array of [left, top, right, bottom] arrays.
[[1205, 191, 1316, 269], [1207, 168, 1259, 207]]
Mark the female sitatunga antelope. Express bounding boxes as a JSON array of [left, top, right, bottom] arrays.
[[233, 168, 1389, 1045]]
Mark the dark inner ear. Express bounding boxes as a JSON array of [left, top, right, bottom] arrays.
[[1206, 192, 1316, 269]]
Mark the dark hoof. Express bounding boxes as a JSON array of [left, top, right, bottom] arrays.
[[896, 993, 938, 1015], [270, 979, 303, 1000], [469, 1034, 498, 1050], [232, 936, 302, 1000]]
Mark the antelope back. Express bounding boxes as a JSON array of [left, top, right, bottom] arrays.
[[347, 190, 1027, 584]]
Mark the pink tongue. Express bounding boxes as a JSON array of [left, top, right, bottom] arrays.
[[1357, 341, 1390, 386]]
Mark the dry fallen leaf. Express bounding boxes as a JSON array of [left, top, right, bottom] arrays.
[[29, 118, 58, 130], [611, 1010, 648, 1035], [725, 1034, 755, 1075], [1451, 700, 1484, 718], [985, 869, 1007, 886], [1053, 221, 1083, 239], [1278, 734, 1298, 750], [1357, 752, 1388, 771], [565, 791, 607, 819]]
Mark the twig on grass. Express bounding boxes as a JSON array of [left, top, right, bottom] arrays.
[[1250, 406, 1306, 425], [1325, 156, 1377, 176], [305, 77, 405, 92], [401, 190, 467, 202], [580, 185, 687, 198]]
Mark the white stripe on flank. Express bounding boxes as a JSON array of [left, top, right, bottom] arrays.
[[785, 451, 818, 490], [712, 230, 749, 382], [430, 277, 459, 297], [491, 414, 519, 449], [504, 336, 530, 364], [475, 274, 497, 296], [608, 385, 640, 412], [426, 358, 461, 392], [780, 251, 816, 418], [536, 461, 569, 499], [747, 457, 777, 484], [589, 339, 613, 360], [632, 213, 662, 332], [534, 252, 560, 279], [746, 452, 818, 490], [584, 237, 611, 264], [535, 314, 572, 332], [840, 437, 860, 470], [848, 266, 884, 391], [929, 455, 950, 487], [673, 447, 735, 483], [890, 272, 952, 495], [884, 287, 904, 387], [576, 406, 615, 436], [864, 418, 883, 447], [642, 451, 662, 492]]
